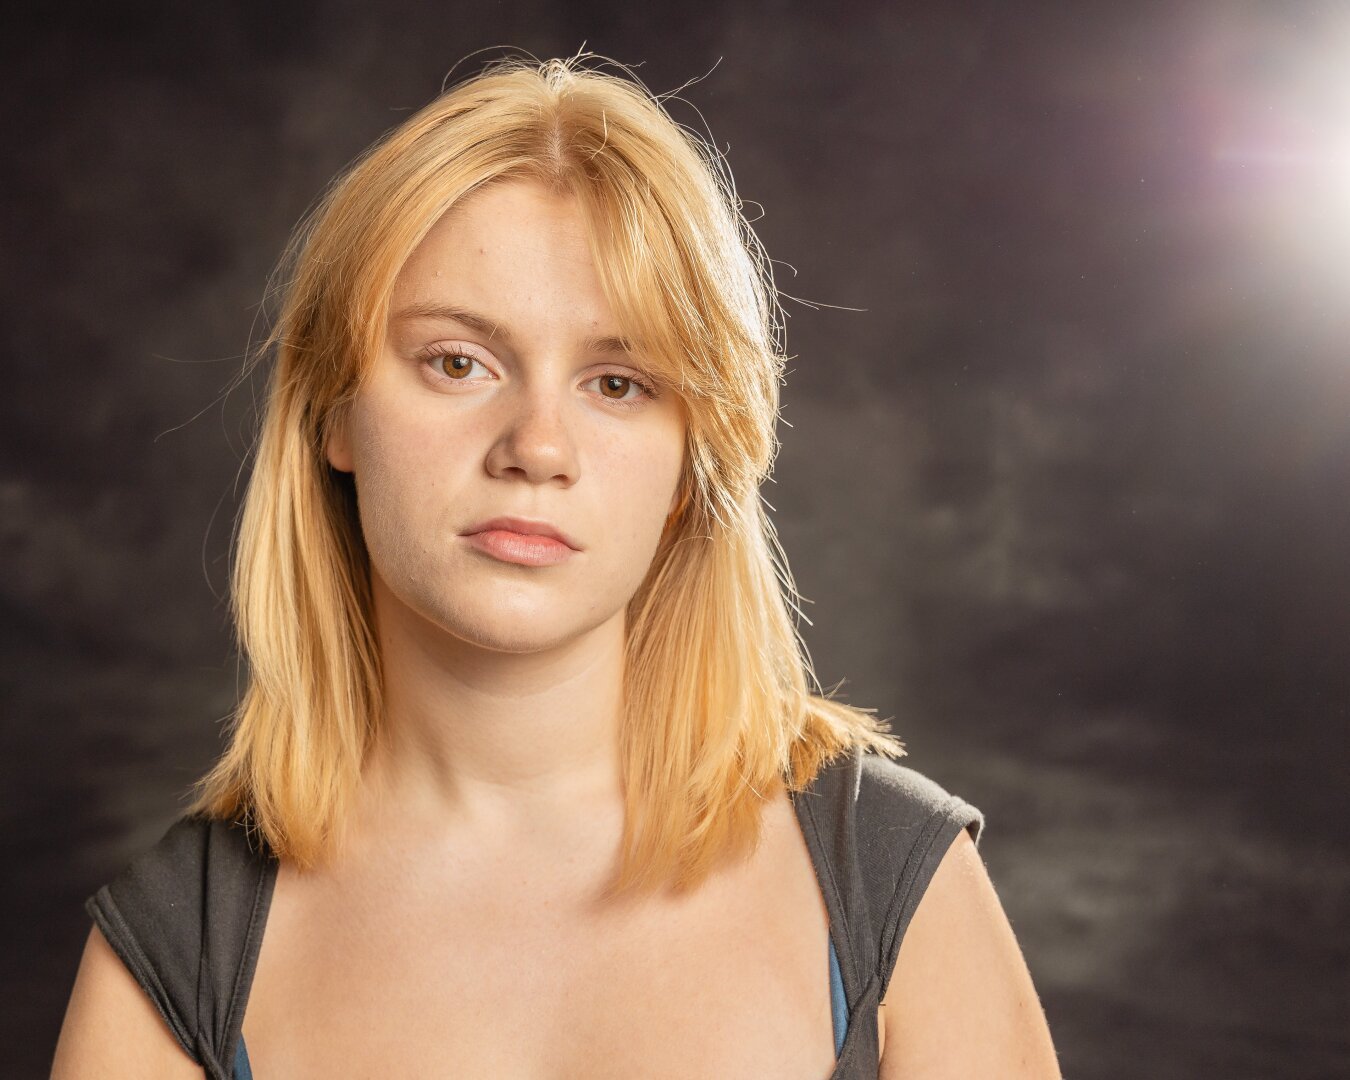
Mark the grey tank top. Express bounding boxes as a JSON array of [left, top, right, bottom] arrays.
[[85, 745, 984, 1079]]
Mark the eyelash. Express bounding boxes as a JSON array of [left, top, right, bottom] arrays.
[[417, 346, 660, 409]]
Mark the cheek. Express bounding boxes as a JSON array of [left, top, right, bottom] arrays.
[[606, 446, 684, 581], [350, 385, 458, 485], [594, 432, 682, 520], [345, 405, 454, 559]]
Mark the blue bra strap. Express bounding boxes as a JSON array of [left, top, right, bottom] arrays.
[[233, 1034, 254, 1080], [828, 934, 848, 1055]]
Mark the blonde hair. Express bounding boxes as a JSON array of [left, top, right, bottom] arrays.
[[186, 50, 905, 901]]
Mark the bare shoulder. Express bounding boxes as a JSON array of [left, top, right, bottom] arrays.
[[50, 924, 204, 1080], [878, 828, 1062, 1079]]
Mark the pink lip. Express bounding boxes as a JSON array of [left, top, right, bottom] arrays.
[[461, 516, 581, 567]]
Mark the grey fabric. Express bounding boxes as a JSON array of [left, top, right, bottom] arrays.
[[84, 814, 278, 1080], [789, 746, 985, 1078], [84, 745, 982, 1079]]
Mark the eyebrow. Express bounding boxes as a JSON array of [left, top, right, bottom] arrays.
[[391, 301, 636, 356]]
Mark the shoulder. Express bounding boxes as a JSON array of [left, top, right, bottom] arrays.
[[71, 812, 276, 1075], [792, 749, 985, 931], [51, 921, 208, 1079], [850, 752, 986, 971], [86, 811, 274, 937], [872, 777, 1062, 1078], [854, 751, 986, 848], [796, 747, 984, 836]]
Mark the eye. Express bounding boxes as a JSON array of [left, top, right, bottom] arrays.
[[589, 372, 659, 409], [418, 344, 659, 408], [427, 348, 485, 381]]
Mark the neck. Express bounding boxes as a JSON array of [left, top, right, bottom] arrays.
[[353, 571, 629, 849]]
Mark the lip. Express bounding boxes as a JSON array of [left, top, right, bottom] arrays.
[[460, 516, 582, 567], [462, 516, 581, 549]]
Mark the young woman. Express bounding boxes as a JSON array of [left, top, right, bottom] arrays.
[[52, 54, 1061, 1079]]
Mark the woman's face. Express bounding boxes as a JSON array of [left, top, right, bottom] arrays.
[[327, 178, 688, 653]]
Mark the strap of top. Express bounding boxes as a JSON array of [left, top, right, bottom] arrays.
[[84, 813, 278, 1080], [788, 745, 985, 1077]]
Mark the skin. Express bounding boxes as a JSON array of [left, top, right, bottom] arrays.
[[327, 177, 689, 847], [878, 830, 1064, 1078], [51, 176, 1061, 1079]]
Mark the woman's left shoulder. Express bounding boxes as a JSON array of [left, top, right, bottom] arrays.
[[869, 758, 1061, 1078], [854, 750, 986, 849]]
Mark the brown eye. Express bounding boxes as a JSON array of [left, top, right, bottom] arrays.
[[442, 352, 476, 379], [599, 374, 633, 399]]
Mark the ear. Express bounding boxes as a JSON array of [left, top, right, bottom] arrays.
[[324, 409, 355, 474]]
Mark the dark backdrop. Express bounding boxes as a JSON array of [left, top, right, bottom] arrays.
[[4, 3, 1348, 1077]]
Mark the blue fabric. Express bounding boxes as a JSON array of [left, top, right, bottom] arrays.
[[828, 933, 848, 1056], [233, 1034, 253, 1080], [232, 938, 851, 1077]]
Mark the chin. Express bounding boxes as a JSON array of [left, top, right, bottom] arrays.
[[420, 588, 616, 654], [449, 615, 612, 656], [468, 629, 578, 655]]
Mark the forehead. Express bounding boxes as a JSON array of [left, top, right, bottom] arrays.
[[391, 180, 600, 303], [383, 179, 654, 363]]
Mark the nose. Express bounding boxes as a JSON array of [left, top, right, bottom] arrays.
[[482, 377, 580, 487]]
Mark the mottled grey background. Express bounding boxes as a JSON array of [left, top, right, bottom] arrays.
[[4, 2, 1348, 1077]]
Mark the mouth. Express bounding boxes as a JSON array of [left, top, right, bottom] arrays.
[[460, 516, 581, 567]]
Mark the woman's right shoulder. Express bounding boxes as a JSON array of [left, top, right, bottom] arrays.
[[52, 812, 275, 1079], [50, 919, 208, 1079]]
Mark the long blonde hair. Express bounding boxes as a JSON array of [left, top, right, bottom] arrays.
[[186, 51, 905, 901]]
